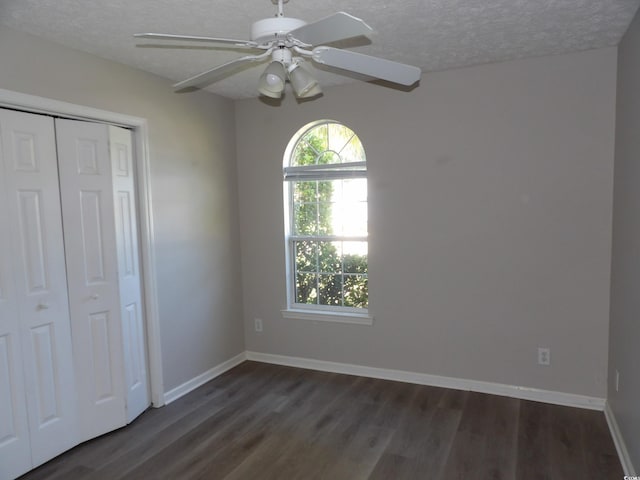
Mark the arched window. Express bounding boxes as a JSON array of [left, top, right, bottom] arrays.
[[283, 121, 370, 322]]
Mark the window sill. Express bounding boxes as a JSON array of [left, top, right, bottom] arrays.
[[281, 308, 373, 326]]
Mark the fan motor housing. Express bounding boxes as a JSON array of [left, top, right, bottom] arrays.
[[251, 17, 307, 44]]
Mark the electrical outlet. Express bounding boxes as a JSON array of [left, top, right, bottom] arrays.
[[254, 318, 263, 333], [537, 347, 550, 366], [615, 370, 620, 392]]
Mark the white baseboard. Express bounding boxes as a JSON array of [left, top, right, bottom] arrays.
[[604, 401, 636, 475], [163, 352, 247, 405], [245, 351, 606, 411]]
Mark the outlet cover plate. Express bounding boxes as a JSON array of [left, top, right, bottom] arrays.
[[538, 347, 551, 366]]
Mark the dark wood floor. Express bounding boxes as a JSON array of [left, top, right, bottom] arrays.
[[19, 361, 622, 480]]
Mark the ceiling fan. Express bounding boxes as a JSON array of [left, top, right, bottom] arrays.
[[134, 0, 421, 99]]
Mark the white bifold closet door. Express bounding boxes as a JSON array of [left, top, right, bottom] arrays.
[[0, 111, 149, 480], [0, 110, 78, 479], [108, 126, 149, 423], [56, 119, 127, 441], [56, 118, 149, 439]]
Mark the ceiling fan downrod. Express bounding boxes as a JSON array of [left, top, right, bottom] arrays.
[[272, 0, 289, 18]]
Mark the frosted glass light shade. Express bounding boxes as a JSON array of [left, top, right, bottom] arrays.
[[258, 61, 286, 98], [288, 63, 320, 98]]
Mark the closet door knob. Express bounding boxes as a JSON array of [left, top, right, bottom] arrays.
[[36, 303, 50, 311], [90, 294, 100, 300]]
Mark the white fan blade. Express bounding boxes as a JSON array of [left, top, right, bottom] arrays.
[[173, 54, 267, 90], [288, 12, 372, 46], [312, 46, 421, 86], [135, 33, 257, 48]]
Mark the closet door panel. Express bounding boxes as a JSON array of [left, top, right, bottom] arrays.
[[17, 191, 48, 293], [0, 184, 30, 480], [110, 125, 149, 422], [0, 336, 21, 440], [0, 123, 31, 480], [0, 335, 31, 480], [56, 119, 126, 443], [0, 109, 78, 470]]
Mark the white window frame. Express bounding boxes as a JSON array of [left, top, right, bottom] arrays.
[[281, 120, 373, 326]]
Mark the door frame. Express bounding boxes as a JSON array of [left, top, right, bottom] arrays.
[[0, 88, 165, 407]]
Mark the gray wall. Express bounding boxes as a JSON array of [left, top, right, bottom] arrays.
[[0, 27, 245, 392], [609, 7, 640, 471], [236, 48, 617, 398]]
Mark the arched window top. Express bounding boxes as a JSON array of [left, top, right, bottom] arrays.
[[284, 121, 366, 181]]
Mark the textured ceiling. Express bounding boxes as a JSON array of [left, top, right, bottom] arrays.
[[1, 0, 639, 99]]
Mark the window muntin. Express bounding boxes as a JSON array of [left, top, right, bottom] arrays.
[[284, 121, 368, 312]]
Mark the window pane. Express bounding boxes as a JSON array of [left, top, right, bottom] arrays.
[[319, 274, 342, 306], [340, 135, 365, 163], [294, 241, 317, 273], [293, 181, 318, 203], [292, 140, 320, 166], [294, 203, 317, 235], [290, 124, 327, 166], [343, 243, 368, 273], [328, 123, 353, 155], [316, 180, 333, 201], [318, 241, 341, 273], [317, 202, 334, 235], [314, 180, 332, 234], [343, 275, 368, 308], [333, 179, 367, 236], [342, 178, 367, 202], [332, 202, 366, 236], [301, 124, 327, 157], [296, 273, 318, 304], [293, 179, 367, 236], [318, 151, 340, 164]]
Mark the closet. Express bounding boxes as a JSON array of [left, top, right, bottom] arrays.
[[0, 109, 149, 480]]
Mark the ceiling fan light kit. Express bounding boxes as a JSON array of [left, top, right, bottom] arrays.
[[135, 0, 422, 100]]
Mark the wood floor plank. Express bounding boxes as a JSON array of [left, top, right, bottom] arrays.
[[438, 387, 469, 411], [385, 384, 444, 459], [194, 373, 362, 478], [197, 370, 356, 480], [225, 376, 369, 480], [478, 394, 519, 480], [411, 403, 466, 478], [368, 453, 416, 480], [370, 403, 463, 480], [318, 424, 395, 480], [371, 379, 416, 417], [287, 392, 396, 480], [87, 362, 289, 479], [548, 403, 590, 479], [515, 400, 553, 480], [17, 362, 624, 480], [119, 370, 297, 479], [577, 408, 624, 479], [439, 392, 495, 480]]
